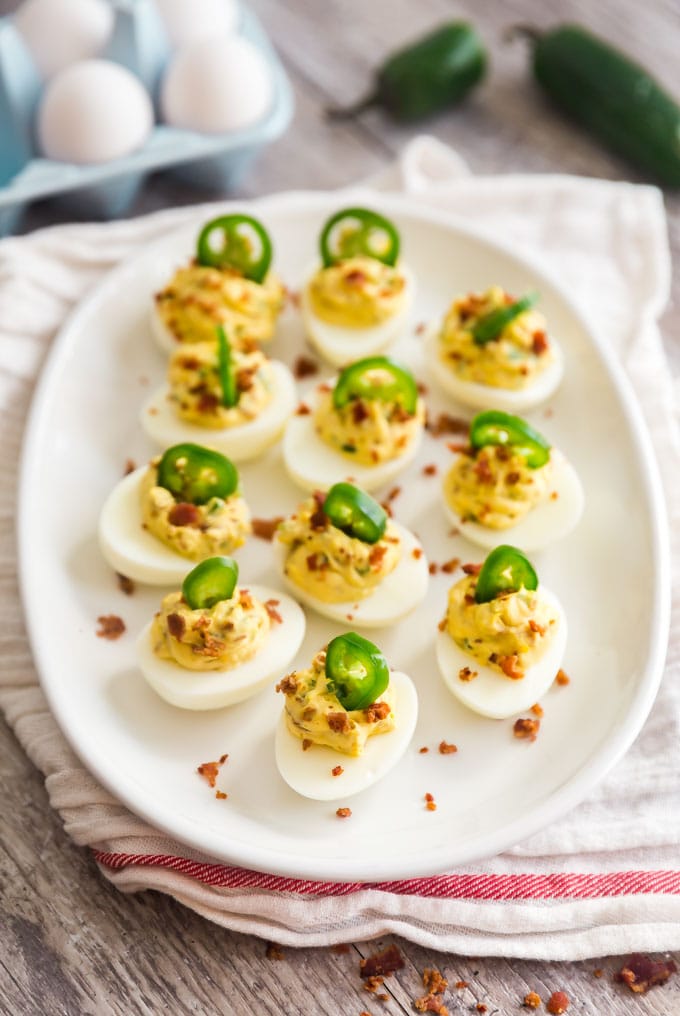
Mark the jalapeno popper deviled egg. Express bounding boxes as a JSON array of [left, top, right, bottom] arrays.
[[300, 207, 413, 367], [275, 482, 428, 627], [152, 213, 285, 354], [282, 355, 425, 492], [142, 326, 297, 461], [425, 288, 564, 411], [442, 411, 584, 551], [436, 546, 567, 719], [137, 556, 305, 710], [275, 633, 418, 800]]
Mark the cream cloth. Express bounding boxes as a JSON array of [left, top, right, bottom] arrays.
[[1, 137, 679, 959]]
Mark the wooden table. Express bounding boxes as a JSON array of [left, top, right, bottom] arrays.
[[2, 1, 679, 1012]]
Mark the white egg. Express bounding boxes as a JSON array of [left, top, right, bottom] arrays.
[[443, 449, 585, 553], [160, 35, 273, 133], [275, 670, 418, 800], [14, 0, 113, 79], [274, 521, 429, 628], [37, 59, 153, 164], [436, 586, 567, 719], [300, 264, 414, 367], [140, 360, 297, 462], [154, 0, 239, 48], [137, 585, 306, 710], [424, 324, 564, 413], [282, 384, 424, 494]]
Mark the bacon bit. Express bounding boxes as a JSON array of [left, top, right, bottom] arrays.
[[197, 753, 228, 789], [363, 975, 384, 994], [293, 355, 319, 379], [147, 406, 159, 416], [275, 673, 298, 695], [458, 666, 477, 682], [449, 526, 461, 537], [317, 381, 331, 393], [447, 441, 470, 454], [252, 516, 284, 541], [369, 544, 387, 569], [424, 792, 437, 811], [462, 562, 482, 575], [530, 703, 544, 718], [532, 330, 549, 355], [197, 391, 219, 414], [455, 980, 469, 990], [236, 367, 256, 392], [346, 614, 354, 621], [364, 701, 391, 723], [419, 746, 429, 754], [380, 500, 393, 517], [239, 588, 253, 609], [550, 490, 559, 500], [116, 573, 135, 596], [414, 321, 427, 336], [295, 401, 311, 415], [415, 967, 449, 1014], [168, 502, 201, 527], [167, 612, 186, 640], [499, 654, 524, 679], [473, 457, 494, 484], [360, 944, 405, 979], [96, 615, 125, 640], [345, 268, 366, 285], [302, 707, 316, 722], [513, 717, 540, 742], [555, 668, 570, 686], [352, 399, 369, 424], [332, 943, 351, 954], [264, 599, 282, 624], [336, 807, 352, 819], [523, 992, 541, 1009], [123, 458, 136, 476], [386, 486, 401, 503], [438, 740, 457, 755], [441, 557, 460, 574], [429, 562, 439, 575], [412, 547, 423, 559], [306, 552, 328, 571], [310, 491, 328, 530], [476, 1007, 487, 1014], [331, 765, 344, 777], [417, 381, 428, 395], [302, 739, 313, 751], [593, 969, 603, 978], [528, 619, 546, 635], [265, 942, 284, 961], [215, 790, 227, 800], [428, 413, 468, 437], [546, 991, 569, 1014], [438, 617, 447, 631], [422, 463, 438, 476], [179, 355, 200, 370], [327, 712, 351, 733], [506, 471, 521, 486], [618, 954, 677, 993]]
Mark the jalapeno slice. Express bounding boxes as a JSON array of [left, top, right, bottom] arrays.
[[323, 482, 387, 544], [471, 292, 539, 345], [157, 443, 238, 505], [325, 632, 390, 711], [319, 207, 400, 268], [474, 545, 538, 604], [332, 356, 418, 415], [216, 325, 239, 408], [182, 556, 239, 610], [469, 410, 551, 469], [196, 214, 272, 283]]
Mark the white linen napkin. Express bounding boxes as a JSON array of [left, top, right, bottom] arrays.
[[1, 136, 679, 959]]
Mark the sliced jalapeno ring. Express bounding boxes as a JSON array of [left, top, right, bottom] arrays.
[[471, 291, 539, 345], [196, 214, 272, 283], [216, 325, 239, 408], [323, 482, 387, 544], [332, 355, 418, 415], [182, 556, 239, 611], [474, 545, 539, 604], [157, 443, 238, 505], [469, 410, 551, 469], [325, 632, 390, 711], [319, 207, 400, 267]]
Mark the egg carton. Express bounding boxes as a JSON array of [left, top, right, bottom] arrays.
[[0, 0, 293, 235]]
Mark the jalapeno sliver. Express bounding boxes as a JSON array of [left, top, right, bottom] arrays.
[[323, 482, 387, 544], [332, 356, 418, 415], [471, 292, 539, 345], [319, 207, 400, 268], [469, 410, 551, 469], [157, 443, 238, 505], [196, 214, 273, 283], [216, 325, 239, 408], [182, 556, 239, 611], [325, 632, 390, 711], [474, 545, 538, 604]]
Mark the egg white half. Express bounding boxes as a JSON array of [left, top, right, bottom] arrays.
[[436, 586, 567, 719], [300, 263, 414, 367], [140, 360, 297, 462], [136, 585, 306, 710], [274, 521, 429, 628], [443, 449, 585, 553], [424, 324, 564, 412], [275, 670, 418, 800]]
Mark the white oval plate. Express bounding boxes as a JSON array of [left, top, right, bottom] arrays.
[[18, 191, 669, 882]]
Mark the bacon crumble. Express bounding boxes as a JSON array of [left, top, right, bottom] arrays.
[[331, 765, 344, 777], [116, 573, 135, 596], [438, 740, 457, 755], [617, 953, 677, 993], [197, 753, 228, 790], [168, 502, 201, 527], [428, 413, 468, 437], [295, 401, 311, 415], [422, 463, 438, 476], [264, 599, 283, 624], [458, 666, 477, 682], [293, 355, 319, 379], [546, 991, 569, 1014], [96, 615, 126, 640], [276, 673, 298, 695], [167, 612, 186, 640], [555, 668, 570, 686], [327, 712, 351, 733], [123, 458, 136, 476], [364, 701, 391, 723], [359, 944, 404, 979], [265, 942, 285, 961], [252, 516, 284, 541], [336, 807, 352, 819], [523, 992, 541, 1009], [513, 717, 540, 742], [441, 557, 460, 574]]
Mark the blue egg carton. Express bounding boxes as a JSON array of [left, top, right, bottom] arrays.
[[0, 0, 293, 235]]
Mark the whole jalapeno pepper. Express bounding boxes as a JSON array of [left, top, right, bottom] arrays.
[[471, 292, 538, 345], [182, 556, 239, 611], [157, 443, 239, 504], [323, 482, 387, 544], [196, 214, 272, 283], [332, 355, 418, 415], [474, 545, 539, 604], [319, 207, 400, 267], [469, 410, 551, 469], [325, 631, 390, 711]]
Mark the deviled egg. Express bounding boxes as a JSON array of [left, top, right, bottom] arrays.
[[152, 212, 284, 354], [137, 556, 305, 710], [99, 443, 250, 585], [300, 207, 413, 366], [442, 410, 584, 551], [275, 633, 418, 800], [436, 546, 567, 719], [282, 355, 425, 492], [142, 327, 297, 461], [275, 482, 428, 627], [425, 287, 563, 411]]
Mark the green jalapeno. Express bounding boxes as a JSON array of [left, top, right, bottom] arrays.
[[216, 325, 239, 408], [469, 410, 551, 469], [319, 207, 400, 267], [182, 556, 239, 610], [323, 482, 387, 544], [474, 545, 538, 604], [332, 356, 418, 415], [157, 443, 238, 505], [196, 214, 272, 283], [471, 292, 539, 345], [325, 632, 390, 711]]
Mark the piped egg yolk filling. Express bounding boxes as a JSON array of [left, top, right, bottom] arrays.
[[277, 649, 395, 756], [167, 341, 273, 429], [314, 389, 424, 466], [307, 256, 407, 328], [438, 286, 554, 390], [151, 587, 270, 672], [155, 262, 284, 346], [444, 446, 554, 529], [445, 574, 558, 679], [277, 493, 401, 603]]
